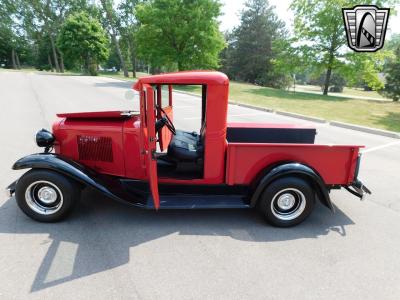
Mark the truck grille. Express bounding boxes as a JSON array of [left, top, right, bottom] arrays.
[[77, 135, 113, 162]]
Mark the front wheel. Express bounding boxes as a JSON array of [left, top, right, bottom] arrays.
[[257, 177, 315, 227], [15, 169, 80, 222]]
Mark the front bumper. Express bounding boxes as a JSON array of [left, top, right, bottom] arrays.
[[6, 180, 17, 197]]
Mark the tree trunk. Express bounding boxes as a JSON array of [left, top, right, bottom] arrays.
[[131, 57, 136, 78], [15, 51, 21, 69], [59, 52, 65, 73], [100, 0, 129, 78], [11, 49, 17, 69], [323, 50, 335, 96], [128, 41, 136, 78], [323, 67, 332, 96], [50, 35, 60, 73], [127, 39, 136, 78], [113, 35, 129, 77], [48, 54, 54, 72]]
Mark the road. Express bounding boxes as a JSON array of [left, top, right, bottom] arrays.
[[1, 71, 400, 300]]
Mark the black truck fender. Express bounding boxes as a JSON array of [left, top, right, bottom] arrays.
[[249, 162, 334, 212], [10, 153, 145, 206]]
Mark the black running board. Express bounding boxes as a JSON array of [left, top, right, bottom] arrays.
[[146, 194, 250, 209]]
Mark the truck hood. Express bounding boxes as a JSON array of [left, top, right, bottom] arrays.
[[56, 111, 138, 119]]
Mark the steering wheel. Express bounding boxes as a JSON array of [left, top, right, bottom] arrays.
[[156, 105, 176, 135]]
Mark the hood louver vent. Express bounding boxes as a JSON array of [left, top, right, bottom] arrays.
[[77, 135, 113, 162]]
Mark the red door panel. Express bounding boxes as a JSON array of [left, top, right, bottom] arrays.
[[143, 84, 160, 209]]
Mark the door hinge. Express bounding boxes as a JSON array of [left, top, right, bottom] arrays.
[[149, 137, 156, 142]]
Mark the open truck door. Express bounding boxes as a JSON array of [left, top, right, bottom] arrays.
[[143, 84, 160, 209]]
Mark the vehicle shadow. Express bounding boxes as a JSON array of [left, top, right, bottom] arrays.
[[0, 189, 354, 293]]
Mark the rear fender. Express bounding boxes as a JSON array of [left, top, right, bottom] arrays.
[[11, 153, 145, 206], [250, 162, 334, 212]]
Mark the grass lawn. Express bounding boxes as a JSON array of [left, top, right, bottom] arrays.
[[174, 81, 400, 132]]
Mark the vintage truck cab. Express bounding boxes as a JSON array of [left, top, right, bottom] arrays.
[[8, 71, 370, 227]]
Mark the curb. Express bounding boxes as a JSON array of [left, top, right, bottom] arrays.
[[174, 89, 400, 139], [330, 121, 400, 139], [228, 101, 275, 113], [274, 111, 327, 123]]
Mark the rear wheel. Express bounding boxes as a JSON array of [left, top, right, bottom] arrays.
[[15, 169, 80, 222], [257, 177, 315, 227]]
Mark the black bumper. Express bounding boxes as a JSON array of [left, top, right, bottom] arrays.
[[344, 154, 371, 200], [344, 179, 371, 200], [6, 180, 17, 197]]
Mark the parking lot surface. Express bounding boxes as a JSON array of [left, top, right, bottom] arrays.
[[1, 71, 400, 299]]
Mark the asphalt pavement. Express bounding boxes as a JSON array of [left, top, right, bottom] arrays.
[[1, 71, 400, 299]]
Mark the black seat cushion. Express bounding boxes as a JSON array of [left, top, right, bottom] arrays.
[[168, 131, 203, 161], [175, 130, 200, 143]]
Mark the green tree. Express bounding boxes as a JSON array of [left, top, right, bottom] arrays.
[[118, 0, 141, 77], [291, 0, 396, 95], [291, 0, 351, 95], [270, 37, 303, 89], [57, 12, 109, 75], [135, 0, 225, 71], [343, 50, 392, 91], [100, 0, 129, 77], [15, 0, 97, 72], [0, 0, 27, 69], [223, 0, 287, 86], [383, 46, 400, 101]]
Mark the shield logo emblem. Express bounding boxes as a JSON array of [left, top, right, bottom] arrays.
[[342, 5, 390, 52]]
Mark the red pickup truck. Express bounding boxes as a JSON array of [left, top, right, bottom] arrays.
[[7, 71, 370, 227]]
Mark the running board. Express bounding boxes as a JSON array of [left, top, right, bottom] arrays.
[[146, 194, 250, 209]]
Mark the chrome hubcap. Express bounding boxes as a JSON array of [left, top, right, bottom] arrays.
[[271, 188, 306, 221], [37, 186, 58, 204], [25, 181, 63, 215], [276, 193, 296, 210]]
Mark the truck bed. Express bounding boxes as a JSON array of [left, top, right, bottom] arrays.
[[225, 143, 362, 186]]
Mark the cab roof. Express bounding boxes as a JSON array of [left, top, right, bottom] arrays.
[[133, 71, 229, 91]]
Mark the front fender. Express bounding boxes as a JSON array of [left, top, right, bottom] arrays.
[[250, 162, 334, 212], [12, 153, 145, 206]]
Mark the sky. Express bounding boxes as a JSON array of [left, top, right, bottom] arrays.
[[218, 0, 400, 38]]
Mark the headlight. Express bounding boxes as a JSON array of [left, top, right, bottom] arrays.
[[36, 129, 55, 148]]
